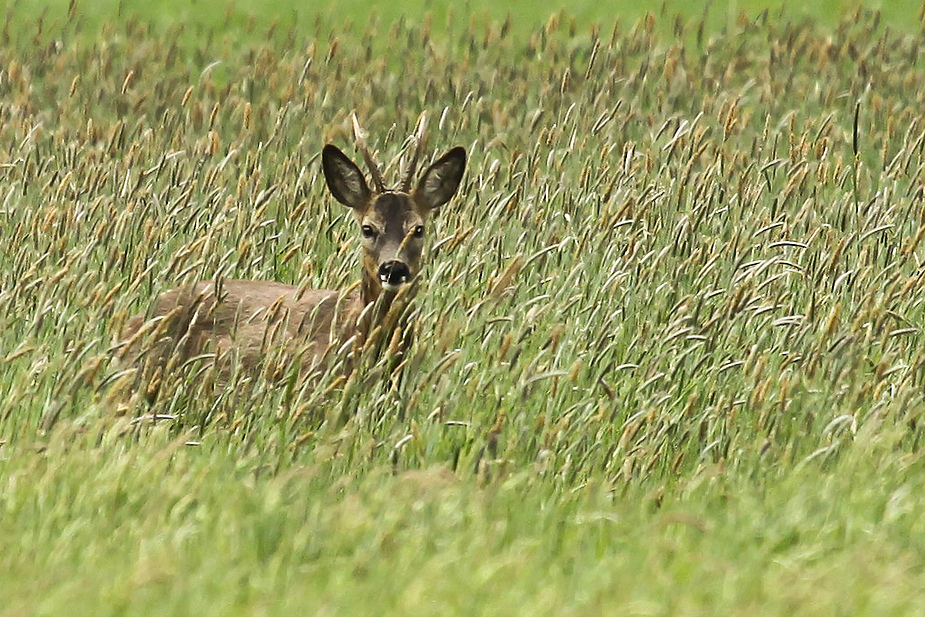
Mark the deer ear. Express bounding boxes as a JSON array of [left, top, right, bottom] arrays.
[[322, 145, 371, 209], [415, 147, 466, 211]]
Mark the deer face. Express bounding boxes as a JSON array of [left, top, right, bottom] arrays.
[[356, 192, 425, 291], [322, 144, 466, 295]]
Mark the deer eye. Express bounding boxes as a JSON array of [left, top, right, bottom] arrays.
[[361, 225, 377, 239], [413, 225, 425, 238]]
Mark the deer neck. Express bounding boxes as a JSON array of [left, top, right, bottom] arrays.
[[358, 269, 395, 329], [358, 269, 416, 329], [348, 269, 413, 362], [361, 270, 386, 307]]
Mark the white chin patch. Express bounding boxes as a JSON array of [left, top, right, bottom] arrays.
[[381, 281, 405, 292]]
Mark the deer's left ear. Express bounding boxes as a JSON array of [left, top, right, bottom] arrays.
[[415, 147, 466, 211]]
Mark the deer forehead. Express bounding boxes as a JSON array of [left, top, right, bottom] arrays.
[[361, 193, 425, 230]]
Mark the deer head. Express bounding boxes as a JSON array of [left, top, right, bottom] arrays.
[[321, 117, 466, 304]]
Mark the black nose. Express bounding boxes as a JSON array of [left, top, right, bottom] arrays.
[[378, 261, 411, 287]]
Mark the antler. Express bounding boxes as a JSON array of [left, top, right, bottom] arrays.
[[401, 111, 428, 192], [351, 112, 386, 193]]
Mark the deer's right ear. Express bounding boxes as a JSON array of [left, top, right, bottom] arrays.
[[322, 145, 371, 209]]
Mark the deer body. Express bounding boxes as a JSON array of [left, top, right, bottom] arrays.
[[119, 125, 466, 401]]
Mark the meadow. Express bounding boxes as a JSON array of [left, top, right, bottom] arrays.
[[3, 1, 925, 614]]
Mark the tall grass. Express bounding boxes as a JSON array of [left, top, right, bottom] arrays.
[[2, 3, 925, 615]]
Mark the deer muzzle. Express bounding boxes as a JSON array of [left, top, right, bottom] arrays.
[[378, 260, 412, 290]]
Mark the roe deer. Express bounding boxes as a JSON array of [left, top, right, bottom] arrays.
[[118, 114, 466, 402]]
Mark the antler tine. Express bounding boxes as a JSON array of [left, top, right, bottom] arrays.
[[400, 111, 428, 192], [351, 112, 386, 193]]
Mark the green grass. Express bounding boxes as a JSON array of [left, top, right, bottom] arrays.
[[3, 0, 925, 615], [7, 0, 925, 45]]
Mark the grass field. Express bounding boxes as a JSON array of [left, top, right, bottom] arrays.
[[3, 1, 925, 615]]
